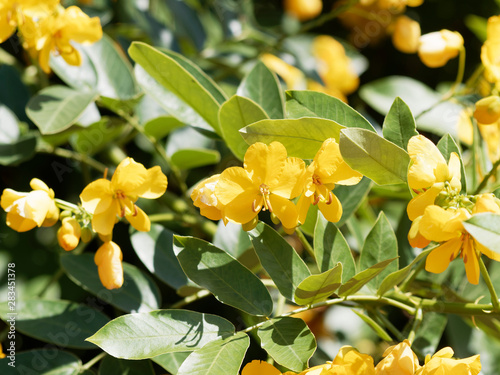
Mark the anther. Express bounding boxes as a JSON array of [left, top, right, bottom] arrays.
[[103, 167, 108, 179], [252, 200, 260, 213], [133, 205, 138, 217], [326, 192, 333, 205], [266, 198, 273, 213], [120, 206, 126, 218], [313, 195, 320, 205]]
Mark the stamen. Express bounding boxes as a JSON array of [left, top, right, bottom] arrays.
[[265, 198, 273, 213], [326, 192, 333, 205], [313, 195, 320, 205], [120, 206, 126, 218], [463, 253, 468, 263], [450, 253, 455, 262], [252, 200, 260, 213], [133, 205, 138, 217], [103, 167, 108, 179]]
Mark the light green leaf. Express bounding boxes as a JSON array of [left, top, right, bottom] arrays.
[[0, 349, 82, 375], [412, 313, 448, 356], [219, 95, 268, 160], [177, 332, 249, 375], [352, 310, 392, 341], [173, 236, 273, 316], [294, 263, 343, 305], [377, 248, 433, 296], [98, 356, 155, 375], [237, 61, 284, 119], [0, 299, 109, 349], [437, 134, 467, 193], [0, 105, 19, 143], [0, 133, 36, 166], [152, 352, 191, 374], [285, 90, 375, 131], [143, 116, 184, 140], [359, 212, 398, 289], [60, 253, 161, 313], [248, 222, 311, 302], [338, 258, 398, 297], [26, 86, 99, 134], [240, 118, 344, 159], [129, 42, 221, 135], [463, 213, 500, 254], [314, 216, 355, 279], [382, 97, 418, 150], [257, 317, 316, 372], [171, 149, 220, 170], [130, 224, 190, 291], [86, 310, 235, 359], [334, 177, 372, 227], [339, 128, 410, 185]]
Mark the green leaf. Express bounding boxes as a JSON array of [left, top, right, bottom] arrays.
[[257, 317, 316, 372], [338, 258, 398, 297], [352, 310, 392, 341], [60, 253, 161, 313], [0, 65, 30, 121], [213, 221, 253, 260], [463, 213, 500, 254], [129, 42, 221, 135], [177, 332, 249, 375], [152, 352, 191, 374], [171, 149, 220, 170], [382, 97, 418, 150], [143, 116, 184, 140], [334, 177, 373, 227], [285, 90, 375, 132], [0, 299, 109, 349], [130, 224, 190, 291], [359, 212, 398, 289], [0, 349, 82, 375], [237, 61, 284, 119], [173, 236, 273, 316], [71, 117, 125, 155], [465, 14, 487, 42], [412, 313, 448, 357], [0, 105, 19, 143], [339, 128, 410, 185], [240, 118, 344, 159], [26, 86, 99, 135], [314, 216, 356, 279], [0, 133, 37, 166], [98, 356, 155, 375], [219, 95, 268, 160], [87, 310, 235, 359], [378, 248, 433, 296], [437, 134, 467, 193], [294, 263, 343, 305], [248, 222, 311, 302]]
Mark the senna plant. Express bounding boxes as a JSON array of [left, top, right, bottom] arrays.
[[2, 0, 500, 374]]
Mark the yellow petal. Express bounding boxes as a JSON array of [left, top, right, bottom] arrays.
[[327, 161, 363, 186], [463, 238, 480, 285], [60, 7, 102, 44], [425, 237, 462, 274], [91, 200, 119, 236], [42, 200, 60, 227], [132, 166, 168, 199], [57, 217, 81, 251], [271, 157, 305, 199], [6, 211, 37, 232], [243, 142, 287, 187], [80, 179, 113, 213], [222, 189, 259, 224], [269, 194, 299, 229], [476, 241, 500, 262], [38, 37, 53, 74], [24, 190, 52, 226], [126, 205, 150, 232], [318, 193, 342, 223], [418, 206, 462, 242], [111, 157, 148, 193], [407, 183, 443, 221], [241, 360, 282, 375], [473, 193, 500, 214], [447, 152, 461, 186], [297, 194, 311, 225], [94, 241, 123, 290], [215, 167, 256, 205], [407, 135, 446, 189], [1, 189, 27, 211], [431, 347, 454, 359], [30, 178, 50, 192], [408, 216, 431, 249], [61, 48, 82, 66]]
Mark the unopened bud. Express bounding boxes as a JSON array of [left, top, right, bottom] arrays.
[[474, 96, 500, 124], [57, 217, 81, 251]]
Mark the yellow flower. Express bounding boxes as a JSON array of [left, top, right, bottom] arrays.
[[418, 30, 463, 68], [319, 346, 375, 375], [80, 157, 168, 236], [95, 241, 123, 290], [406, 135, 461, 221], [283, 0, 322, 21], [215, 142, 305, 230], [191, 174, 225, 222], [261, 53, 307, 90], [1, 178, 59, 232], [417, 347, 481, 375], [297, 138, 362, 224], [57, 217, 81, 251], [241, 360, 283, 375], [478, 120, 500, 162], [474, 96, 500, 125], [481, 16, 500, 84], [26, 6, 102, 73], [392, 15, 421, 54], [375, 340, 420, 375]]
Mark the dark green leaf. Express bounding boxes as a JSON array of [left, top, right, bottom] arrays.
[[71, 118, 125, 155], [213, 221, 252, 260], [257, 317, 316, 372], [0, 349, 82, 375], [98, 356, 155, 375], [463, 213, 500, 254], [382, 97, 418, 150], [412, 313, 448, 356], [437, 134, 467, 193], [0, 65, 30, 122], [87, 310, 235, 359], [248, 222, 311, 302], [334, 177, 372, 227], [294, 263, 343, 305], [173, 236, 273, 316], [352, 310, 392, 341], [0, 133, 36, 166], [171, 149, 220, 170], [60, 253, 161, 313]]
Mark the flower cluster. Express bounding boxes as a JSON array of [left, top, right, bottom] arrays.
[[1, 158, 168, 290], [191, 140, 362, 232], [0, 0, 102, 73], [241, 340, 480, 375], [406, 135, 500, 284]]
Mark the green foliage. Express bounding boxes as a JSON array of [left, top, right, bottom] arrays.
[[463, 213, 500, 254], [294, 263, 343, 305]]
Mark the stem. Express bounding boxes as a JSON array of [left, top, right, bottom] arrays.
[[473, 157, 500, 194], [82, 352, 107, 370], [300, 0, 360, 33], [295, 229, 315, 260], [407, 307, 423, 344], [54, 198, 80, 212], [478, 255, 500, 311], [170, 289, 212, 309], [37, 146, 108, 173], [448, 46, 466, 96], [375, 310, 405, 342], [37, 268, 65, 298], [400, 258, 427, 292]]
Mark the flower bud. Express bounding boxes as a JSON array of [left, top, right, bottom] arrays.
[[474, 96, 500, 124], [284, 0, 322, 21], [80, 226, 93, 243], [57, 217, 81, 251], [95, 241, 124, 290], [392, 16, 421, 54], [418, 30, 463, 68]]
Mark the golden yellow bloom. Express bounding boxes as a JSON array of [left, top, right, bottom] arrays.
[[392, 15, 421, 54], [80, 157, 168, 236], [215, 142, 305, 230], [375, 340, 420, 375], [95, 241, 123, 290], [241, 360, 282, 375], [191, 174, 225, 222], [474, 96, 500, 124], [407, 135, 461, 221], [25, 6, 102, 73], [312, 35, 359, 97], [57, 217, 81, 251], [283, 0, 322, 21], [418, 30, 463, 68], [416, 347, 481, 375], [478, 120, 500, 162], [481, 16, 500, 83], [316, 346, 375, 375], [261, 53, 307, 90], [297, 138, 362, 224], [1, 178, 59, 232]]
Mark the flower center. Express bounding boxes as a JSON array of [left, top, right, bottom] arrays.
[[252, 184, 273, 213], [114, 190, 138, 218]]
